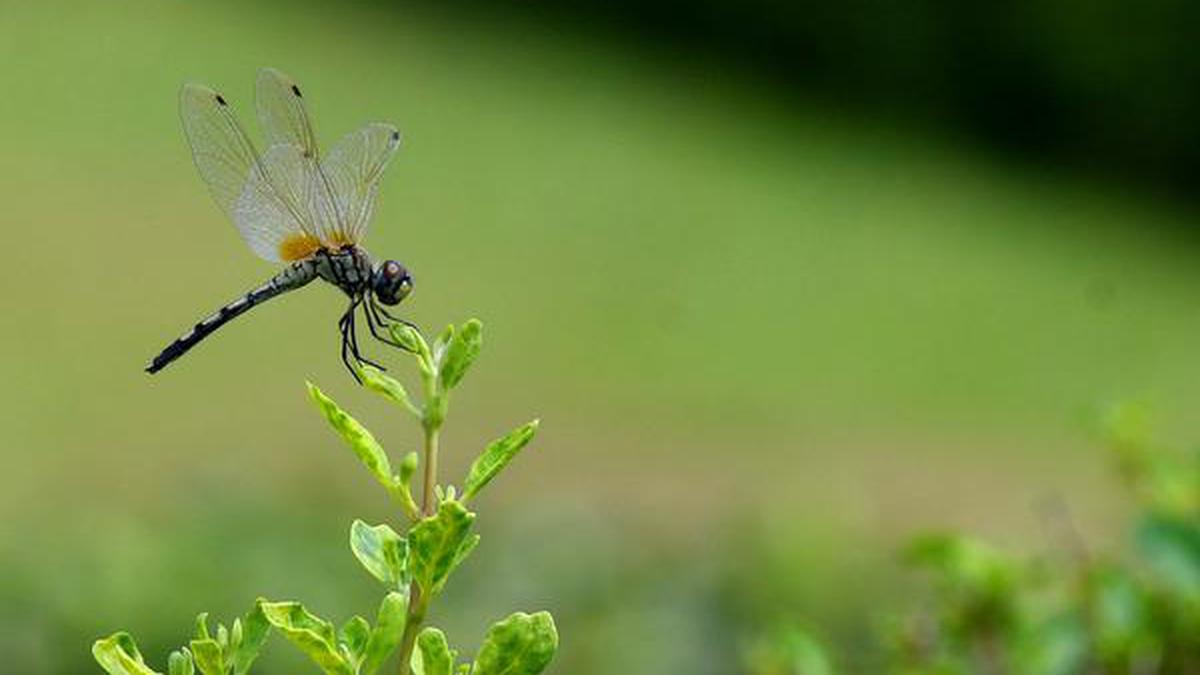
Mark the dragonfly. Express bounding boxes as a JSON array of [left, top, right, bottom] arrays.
[[147, 68, 415, 380]]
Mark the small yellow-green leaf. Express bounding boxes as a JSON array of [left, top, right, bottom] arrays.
[[93, 633, 160, 675], [232, 604, 269, 675], [339, 615, 372, 667], [307, 382, 394, 491], [409, 500, 477, 595], [432, 324, 455, 364], [473, 612, 558, 675], [187, 639, 223, 675], [438, 319, 482, 390], [387, 323, 424, 353], [193, 614, 210, 641], [399, 452, 419, 485], [411, 627, 455, 675], [350, 519, 408, 589], [258, 599, 353, 675], [362, 592, 408, 675], [167, 650, 194, 675], [229, 619, 242, 651], [463, 420, 539, 501], [358, 364, 421, 416]]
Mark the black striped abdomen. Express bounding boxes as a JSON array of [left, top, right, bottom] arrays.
[[146, 262, 316, 374]]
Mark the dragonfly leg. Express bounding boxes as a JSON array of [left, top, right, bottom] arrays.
[[372, 299, 421, 332], [338, 311, 362, 383], [344, 299, 386, 372], [365, 297, 421, 353], [363, 299, 412, 352]]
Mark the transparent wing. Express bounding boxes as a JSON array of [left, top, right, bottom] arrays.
[[322, 123, 402, 243], [255, 68, 348, 245], [178, 83, 314, 262]]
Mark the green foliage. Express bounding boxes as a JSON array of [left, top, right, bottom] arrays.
[[463, 421, 539, 502], [253, 584, 409, 675], [93, 319, 555, 675], [362, 593, 409, 675], [167, 651, 194, 675], [472, 612, 558, 675], [747, 406, 1199, 675], [408, 500, 479, 597], [357, 365, 421, 418], [436, 319, 482, 391], [411, 628, 455, 675], [741, 623, 834, 675], [94, 608, 270, 675], [350, 520, 409, 590], [258, 600, 354, 675], [307, 383, 396, 493], [93, 633, 158, 675]]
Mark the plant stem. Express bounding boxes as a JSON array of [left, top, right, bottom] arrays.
[[396, 584, 427, 675], [398, 407, 441, 674], [422, 425, 439, 516]]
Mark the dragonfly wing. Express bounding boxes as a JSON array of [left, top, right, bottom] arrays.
[[255, 68, 348, 246], [179, 83, 312, 262], [322, 123, 402, 243]]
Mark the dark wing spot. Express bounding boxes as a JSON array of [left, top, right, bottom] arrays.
[[391, 130, 400, 141], [215, 94, 227, 106], [290, 84, 302, 97]]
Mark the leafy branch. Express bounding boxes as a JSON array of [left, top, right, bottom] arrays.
[[93, 319, 556, 675]]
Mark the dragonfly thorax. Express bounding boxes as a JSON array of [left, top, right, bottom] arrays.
[[313, 246, 376, 297], [311, 247, 412, 306]]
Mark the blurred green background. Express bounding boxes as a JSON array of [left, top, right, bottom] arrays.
[[2, 0, 1199, 672]]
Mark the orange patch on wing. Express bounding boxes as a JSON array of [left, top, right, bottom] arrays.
[[278, 233, 324, 261]]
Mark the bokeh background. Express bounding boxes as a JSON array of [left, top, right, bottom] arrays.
[[2, 0, 1198, 672]]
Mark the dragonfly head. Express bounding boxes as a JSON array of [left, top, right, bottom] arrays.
[[372, 260, 413, 305]]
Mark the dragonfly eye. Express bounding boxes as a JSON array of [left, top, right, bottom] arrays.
[[373, 260, 412, 305]]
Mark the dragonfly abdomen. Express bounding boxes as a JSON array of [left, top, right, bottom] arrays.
[[146, 261, 317, 374]]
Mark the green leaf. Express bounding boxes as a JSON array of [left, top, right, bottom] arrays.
[[258, 599, 353, 675], [1090, 567, 1149, 653], [339, 615, 372, 667], [93, 633, 161, 675], [232, 604, 269, 675], [1134, 513, 1200, 595], [362, 592, 408, 675], [387, 323, 424, 353], [473, 612, 558, 675], [463, 420, 539, 501], [350, 519, 408, 589], [393, 452, 422, 519], [167, 651, 194, 675], [399, 452, 419, 486], [187, 639, 224, 675], [438, 319, 482, 390], [904, 533, 1014, 590], [193, 614, 211, 641], [359, 364, 421, 416], [307, 382, 394, 491], [409, 500, 478, 595], [411, 627, 455, 675], [452, 534, 480, 576], [432, 324, 455, 363]]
